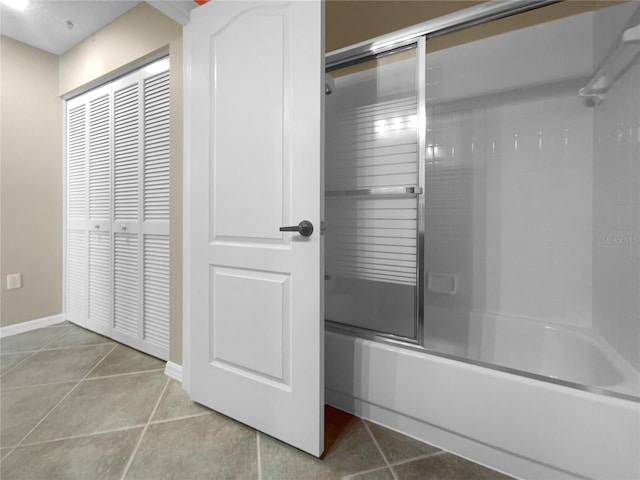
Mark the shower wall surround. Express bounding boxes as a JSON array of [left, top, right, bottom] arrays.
[[423, 12, 596, 357], [592, 4, 640, 373]]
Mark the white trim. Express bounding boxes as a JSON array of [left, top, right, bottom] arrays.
[[146, 1, 195, 26], [164, 361, 183, 382], [62, 50, 170, 101], [0, 314, 66, 338], [182, 22, 192, 395]]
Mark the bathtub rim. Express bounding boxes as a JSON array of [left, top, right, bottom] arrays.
[[325, 320, 640, 403]]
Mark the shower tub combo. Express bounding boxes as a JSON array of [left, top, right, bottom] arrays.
[[323, 2, 640, 479]]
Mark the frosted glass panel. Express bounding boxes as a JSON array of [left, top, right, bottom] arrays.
[[325, 48, 419, 340]]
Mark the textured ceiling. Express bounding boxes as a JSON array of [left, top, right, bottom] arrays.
[[0, 0, 196, 55]]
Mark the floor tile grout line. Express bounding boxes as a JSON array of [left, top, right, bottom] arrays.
[[27, 342, 116, 352], [148, 411, 212, 425], [83, 368, 166, 381], [120, 376, 171, 480], [0, 351, 39, 378], [13, 424, 147, 448], [1, 356, 155, 390], [256, 432, 262, 480], [387, 450, 446, 468], [2, 367, 166, 391], [342, 451, 446, 479], [0, 325, 77, 378], [1, 341, 115, 357], [342, 465, 393, 480], [361, 419, 398, 480], [1, 380, 86, 391], [1, 343, 119, 462]]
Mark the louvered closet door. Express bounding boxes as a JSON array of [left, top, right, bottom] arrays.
[[87, 85, 112, 336], [111, 58, 170, 359], [112, 72, 142, 346], [140, 60, 170, 358], [66, 96, 88, 326]]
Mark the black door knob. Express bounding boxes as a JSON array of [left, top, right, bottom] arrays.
[[279, 220, 314, 237]]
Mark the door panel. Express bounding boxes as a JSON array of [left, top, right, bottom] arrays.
[[187, 0, 324, 456]]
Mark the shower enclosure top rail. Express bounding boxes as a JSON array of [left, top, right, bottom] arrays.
[[325, 0, 559, 69]]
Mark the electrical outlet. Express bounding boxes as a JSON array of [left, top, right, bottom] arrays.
[[7, 274, 22, 290]]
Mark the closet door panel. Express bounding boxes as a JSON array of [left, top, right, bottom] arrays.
[[143, 234, 170, 356], [139, 62, 171, 360], [113, 233, 140, 338], [86, 85, 112, 334], [66, 229, 88, 325], [67, 102, 88, 226], [112, 74, 143, 344], [88, 230, 112, 335], [113, 81, 141, 225], [66, 97, 88, 325], [88, 87, 112, 223], [143, 69, 170, 228]]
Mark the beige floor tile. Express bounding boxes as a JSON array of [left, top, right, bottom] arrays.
[[47, 326, 113, 349], [260, 414, 386, 479], [0, 344, 113, 388], [87, 344, 164, 377], [392, 452, 515, 480], [1, 428, 142, 480], [366, 420, 441, 464], [0, 327, 71, 354], [125, 413, 258, 479], [151, 379, 209, 422], [26, 371, 167, 442], [347, 467, 395, 480], [1, 382, 75, 447], [0, 352, 32, 375]]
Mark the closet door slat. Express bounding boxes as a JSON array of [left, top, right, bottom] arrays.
[[88, 230, 111, 335], [114, 83, 140, 221], [143, 71, 170, 222], [143, 235, 170, 350], [88, 94, 111, 221], [113, 233, 140, 337]]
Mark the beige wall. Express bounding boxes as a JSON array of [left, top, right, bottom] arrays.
[[0, 36, 63, 327], [59, 3, 183, 364]]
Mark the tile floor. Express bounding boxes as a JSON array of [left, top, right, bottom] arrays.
[[0, 322, 513, 479]]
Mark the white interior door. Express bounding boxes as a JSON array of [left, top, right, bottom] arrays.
[[187, 0, 324, 456]]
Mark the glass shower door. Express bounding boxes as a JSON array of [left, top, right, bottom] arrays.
[[325, 46, 421, 341]]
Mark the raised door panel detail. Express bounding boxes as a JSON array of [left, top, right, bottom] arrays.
[[113, 233, 139, 337], [210, 267, 291, 386], [210, 8, 290, 242]]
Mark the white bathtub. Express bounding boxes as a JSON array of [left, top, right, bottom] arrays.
[[325, 318, 640, 479], [466, 312, 640, 397]]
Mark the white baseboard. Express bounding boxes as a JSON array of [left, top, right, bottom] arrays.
[[164, 361, 183, 382], [0, 314, 66, 338]]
